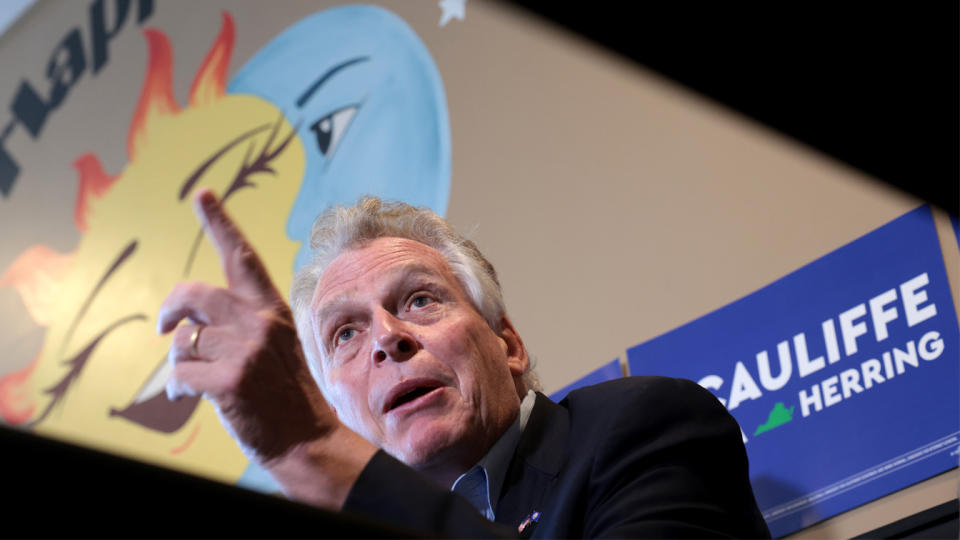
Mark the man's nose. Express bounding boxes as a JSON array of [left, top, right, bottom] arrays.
[[371, 309, 419, 364]]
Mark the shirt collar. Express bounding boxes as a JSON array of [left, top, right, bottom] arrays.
[[451, 390, 537, 520]]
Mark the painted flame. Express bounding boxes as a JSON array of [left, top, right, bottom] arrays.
[[189, 12, 235, 107], [0, 12, 242, 424], [0, 245, 74, 326], [0, 14, 241, 428], [128, 12, 235, 160], [73, 153, 119, 232], [0, 357, 37, 425], [127, 28, 180, 161]]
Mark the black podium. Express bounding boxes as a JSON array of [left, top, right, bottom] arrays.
[[1, 425, 421, 537]]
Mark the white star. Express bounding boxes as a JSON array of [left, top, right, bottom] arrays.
[[439, 0, 466, 27]]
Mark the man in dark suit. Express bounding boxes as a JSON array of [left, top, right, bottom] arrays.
[[159, 190, 770, 537]]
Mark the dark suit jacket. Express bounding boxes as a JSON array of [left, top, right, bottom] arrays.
[[343, 376, 771, 538]]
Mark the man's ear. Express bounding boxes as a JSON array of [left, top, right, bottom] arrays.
[[498, 316, 529, 379]]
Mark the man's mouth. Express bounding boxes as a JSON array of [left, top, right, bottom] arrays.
[[384, 380, 445, 413]]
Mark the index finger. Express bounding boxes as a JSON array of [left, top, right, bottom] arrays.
[[193, 188, 278, 300]]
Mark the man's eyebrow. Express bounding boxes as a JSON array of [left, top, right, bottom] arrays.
[[295, 56, 369, 108], [316, 292, 359, 324], [315, 264, 444, 324]]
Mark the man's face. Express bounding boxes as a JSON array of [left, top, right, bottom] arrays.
[[310, 237, 528, 480]]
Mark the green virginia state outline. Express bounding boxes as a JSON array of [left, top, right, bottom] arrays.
[[754, 402, 794, 435]]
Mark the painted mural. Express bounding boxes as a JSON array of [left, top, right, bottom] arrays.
[[0, 5, 450, 487]]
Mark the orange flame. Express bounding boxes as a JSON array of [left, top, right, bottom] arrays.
[[0, 357, 37, 425], [189, 12, 235, 107], [127, 28, 180, 161], [0, 245, 74, 326], [73, 153, 119, 232], [0, 12, 243, 430]]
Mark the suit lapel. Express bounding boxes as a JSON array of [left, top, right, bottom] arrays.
[[494, 393, 570, 533]]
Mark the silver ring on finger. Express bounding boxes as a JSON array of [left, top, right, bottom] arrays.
[[189, 325, 205, 359]]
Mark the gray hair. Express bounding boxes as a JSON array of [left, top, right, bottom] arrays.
[[291, 196, 541, 395]]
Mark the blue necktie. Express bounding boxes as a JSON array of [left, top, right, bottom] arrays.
[[453, 465, 492, 519]]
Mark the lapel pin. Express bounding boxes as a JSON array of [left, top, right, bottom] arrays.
[[518, 511, 541, 537]]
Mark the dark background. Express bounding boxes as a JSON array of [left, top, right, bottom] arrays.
[[508, 2, 958, 216]]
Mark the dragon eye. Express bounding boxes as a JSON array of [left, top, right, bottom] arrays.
[[310, 106, 357, 156]]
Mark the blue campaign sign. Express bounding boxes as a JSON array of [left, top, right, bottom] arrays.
[[626, 206, 959, 537], [549, 359, 622, 402]]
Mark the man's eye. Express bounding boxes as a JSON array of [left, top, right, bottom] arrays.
[[336, 327, 357, 345], [310, 106, 357, 157], [410, 295, 435, 309]]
